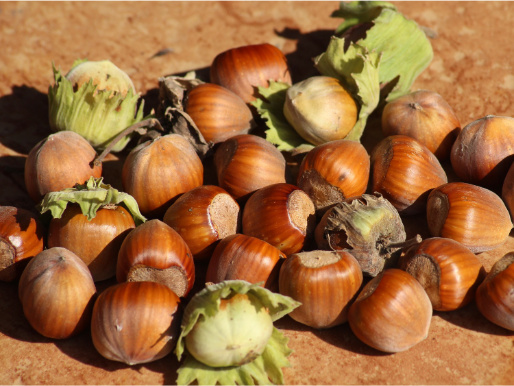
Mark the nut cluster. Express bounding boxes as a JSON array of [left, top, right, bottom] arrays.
[[4, 14, 514, 386]]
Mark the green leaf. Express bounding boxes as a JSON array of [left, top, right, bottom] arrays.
[[348, 48, 381, 140], [331, 1, 397, 34], [315, 38, 381, 141], [362, 7, 433, 100], [48, 62, 145, 152], [251, 81, 311, 152], [326, 2, 433, 102], [39, 177, 146, 225], [175, 280, 300, 385]]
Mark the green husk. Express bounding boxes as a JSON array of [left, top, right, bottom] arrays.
[[252, 42, 380, 150], [175, 280, 301, 385], [314, 41, 381, 141], [48, 60, 145, 152], [177, 328, 292, 386], [251, 81, 311, 152], [39, 176, 146, 226]]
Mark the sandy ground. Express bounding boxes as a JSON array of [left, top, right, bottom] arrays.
[[0, 2, 513, 385]]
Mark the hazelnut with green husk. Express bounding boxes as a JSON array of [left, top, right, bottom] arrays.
[[48, 59, 146, 152], [175, 280, 300, 386], [252, 1, 433, 153]]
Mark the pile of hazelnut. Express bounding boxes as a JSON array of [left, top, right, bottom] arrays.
[[1, 41, 513, 379]]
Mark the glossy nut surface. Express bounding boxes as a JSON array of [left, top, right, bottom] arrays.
[[348, 268, 432, 353], [399, 237, 485, 311], [210, 43, 292, 104], [0, 206, 44, 282], [371, 135, 447, 215], [426, 182, 513, 253], [475, 253, 514, 331], [205, 234, 286, 291], [381, 89, 461, 159], [24, 131, 102, 203], [297, 139, 370, 215], [279, 250, 363, 329], [122, 134, 203, 218], [91, 281, 181, 365], [242, 183, 316, 255], [47, 204, 135, 282], [214, 134, 287, 202], [501, 161, 514, 220], [116, 219, 195, 297], [163, 185, 240, 260], [18, 247, 96, 339], [451, 115, 514, 191], [185, 83, 254, 144]]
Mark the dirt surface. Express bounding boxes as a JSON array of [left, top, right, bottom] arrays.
[[1, 1, 513, 385]]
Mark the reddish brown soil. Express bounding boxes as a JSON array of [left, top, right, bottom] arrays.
[[0, 2, 513, 385]]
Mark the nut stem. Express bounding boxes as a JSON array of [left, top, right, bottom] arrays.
[[387, 234, 423, 250]]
